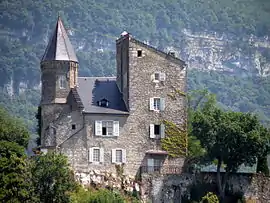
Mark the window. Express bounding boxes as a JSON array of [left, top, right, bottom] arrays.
[[151, 72, 166, 82], [150, 98, 165, 111], [147, 158, 162, 172], [72, 124, 76, 130], [112, 149, 126, 163], [154, 125, 160, 135], [154, 72, 160, 81], [89, 147, 104, 163], [93, 148, 100, 162], [102, 121, 113, 136], [137, 50, 142, 57], [154, 98, 160, 110], [95, 120, 119, 136], [150, 124, 165, 139], [97, 98, 109, 107], [115, 150, 122, 163], [59, 75, 67, 89]]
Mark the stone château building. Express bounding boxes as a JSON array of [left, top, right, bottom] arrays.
[[40, 17, 187, 177]]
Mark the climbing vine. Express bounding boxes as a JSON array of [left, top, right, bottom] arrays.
[[161, 120, 188, 157], [167, 86, 186, 100]]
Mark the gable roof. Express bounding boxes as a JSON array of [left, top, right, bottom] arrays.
[[41, 17, 78, 62], [77, 77, 128, 114]]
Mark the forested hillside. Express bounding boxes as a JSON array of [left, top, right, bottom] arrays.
[[0, 0, 270, 146]]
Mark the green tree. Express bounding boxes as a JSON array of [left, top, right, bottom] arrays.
[[0, 106, 30, 148], [192, 107, 270, 202], [0, 141, 35, 202], [0, 106, 35, 202], [31, 152, 78, 203]]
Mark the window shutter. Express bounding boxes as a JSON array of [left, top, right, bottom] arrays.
[[89, 148, 93, 163], [95, 121, 102, 136], [160, 124, 165, 138], [151, 74, 155, 81], [150, 124, 155, 138], [160, 73, 166, 81], [160, 98, 165, 111], [113, 121, 119, 136], [111, 149, 116, 163], [149, 98, 154, 110], [100, 148, 104, 163], [122, 149, 127, 163]]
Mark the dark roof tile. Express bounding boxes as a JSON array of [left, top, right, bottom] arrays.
[[41, 17, 78, 62], [77, 77, 128, 114]]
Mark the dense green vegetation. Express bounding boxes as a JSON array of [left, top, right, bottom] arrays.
[[0, 0, 270, 140]]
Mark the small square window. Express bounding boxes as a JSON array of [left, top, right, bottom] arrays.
[[154, 73, 160, 81], [93, 148, 100, 162], [137, 50, 142, 57], [154, 125, 160, 135], [72, 124, 76, 130]]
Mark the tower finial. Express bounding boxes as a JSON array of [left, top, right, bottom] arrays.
[[58, 11, 61, 20]]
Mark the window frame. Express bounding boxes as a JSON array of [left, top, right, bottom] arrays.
[[59, 75, 67, 89], [93, 148, 100, 162], [115, 149, 123, 163], [153, 97, 161, 111], [101, 120, 114, 136], [112, 148, 126, 164], [89, 147, 104, 163], [137, 49, 142, 57]]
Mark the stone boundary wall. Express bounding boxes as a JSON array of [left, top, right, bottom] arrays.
[[141, 173, 270, 203]]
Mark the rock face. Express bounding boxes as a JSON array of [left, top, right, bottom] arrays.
[[177, 29, 270, 77], [75, 169, 140, 194]]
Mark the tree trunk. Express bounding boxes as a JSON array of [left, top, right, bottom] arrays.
[[216, 158, 225, 203]]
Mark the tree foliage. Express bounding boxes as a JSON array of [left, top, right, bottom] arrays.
[[0, 141, 35, 203], [192, 105, 270, 201], [31, 152, 78, 203], [0, 106, 30, 148]]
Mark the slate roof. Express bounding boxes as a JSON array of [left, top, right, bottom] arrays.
[[77, 77, 128, 114], [41, 17, 78, 62]]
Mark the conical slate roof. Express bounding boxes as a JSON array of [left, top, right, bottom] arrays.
[[42, 17, 78, 62]]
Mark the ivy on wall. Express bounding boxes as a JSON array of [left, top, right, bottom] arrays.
[[161, 120, 188, 157]]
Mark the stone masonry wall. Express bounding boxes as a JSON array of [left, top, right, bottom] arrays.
[[141, 173, 270, 203]]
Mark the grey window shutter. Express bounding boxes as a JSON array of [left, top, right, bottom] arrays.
[[95, 121, 102, 136], [150, 124, 155, 138], [111, 149, 116, 163], [89, 148, 93, 163], [160, 124, 165, 139], [113, 121, 119, 136], [160, 98, 165, 111], [122, 149, 127, 163], [160, 73, 166, 81], [149, 98, 154, 110], [100, 148, 104, 163]]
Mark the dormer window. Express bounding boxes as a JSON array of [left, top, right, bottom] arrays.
[[97, 98, 109, 107]]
